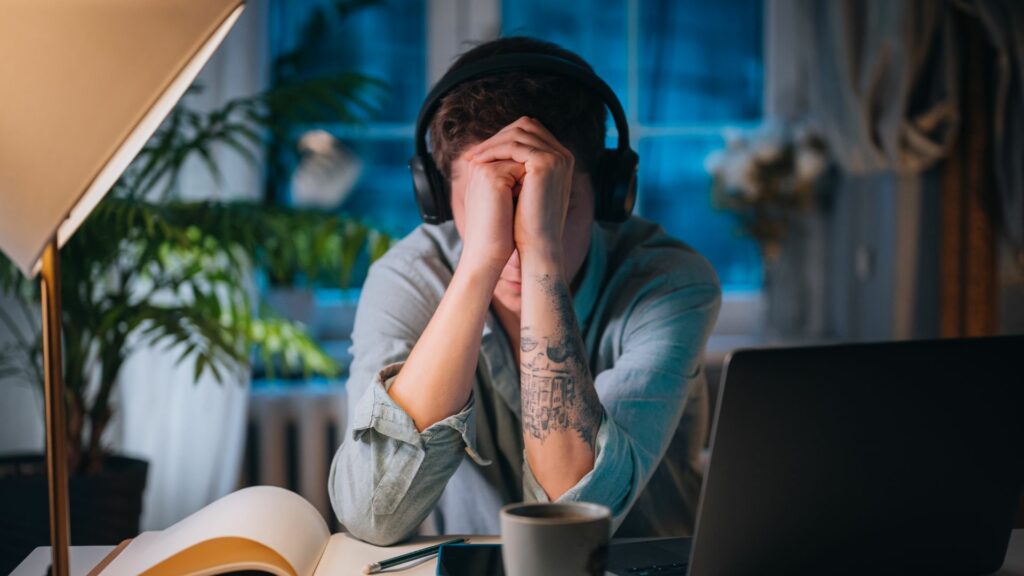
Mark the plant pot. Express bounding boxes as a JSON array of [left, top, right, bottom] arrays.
[[0, 453, 148, 574]]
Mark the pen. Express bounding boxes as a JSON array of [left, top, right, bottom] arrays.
[[362, 537, 468, 574]]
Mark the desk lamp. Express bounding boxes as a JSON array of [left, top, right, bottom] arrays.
[[0, 1, 244, 573]]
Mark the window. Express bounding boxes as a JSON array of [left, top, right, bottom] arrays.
[[270, 0, 764, 290], [504, 0, 764, 289], [269, 0, 426, 235]]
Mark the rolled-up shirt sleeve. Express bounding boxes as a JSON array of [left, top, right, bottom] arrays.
[[348, 362, 478, 452], [521, 275, 721, 531], [330, 361, 486, 545], [328, 248, 483, 545]]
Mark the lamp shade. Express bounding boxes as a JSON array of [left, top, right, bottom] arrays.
[[0, 0, 245, 277]]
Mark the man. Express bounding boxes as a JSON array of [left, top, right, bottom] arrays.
[[329, 36, 720, 545]]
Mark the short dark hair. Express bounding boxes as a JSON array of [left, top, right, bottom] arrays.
[[428, 36, 607, 179]]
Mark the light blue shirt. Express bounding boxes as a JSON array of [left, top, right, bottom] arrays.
[[329, 217, 721, 545]]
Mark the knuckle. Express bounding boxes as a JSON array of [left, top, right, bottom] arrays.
[[533, 155, 556, 170]]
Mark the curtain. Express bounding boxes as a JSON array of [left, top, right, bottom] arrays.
[[976, 0, 1024, 247], [765, 0, 957, 341], [769, 0, 1023, 247], [111, 0, 269, 531], [767, 0, 960, 175]]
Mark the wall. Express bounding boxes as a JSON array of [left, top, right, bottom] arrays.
[[822, 171, 941, 342], [0, 293, 42, 453]]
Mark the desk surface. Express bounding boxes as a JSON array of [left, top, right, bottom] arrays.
[[14, 530, 1024, 576]]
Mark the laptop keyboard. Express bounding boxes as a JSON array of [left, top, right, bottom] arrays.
[[607, 537, 692, 576], [624, 561, 688, 575]]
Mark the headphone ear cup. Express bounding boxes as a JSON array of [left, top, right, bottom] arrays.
[[410, 155, 452, 224], [593, 149, 638, 223]]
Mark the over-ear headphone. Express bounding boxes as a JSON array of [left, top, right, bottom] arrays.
[[409, 53, 638, 224]]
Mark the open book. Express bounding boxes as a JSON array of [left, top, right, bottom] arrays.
[[98, 485, 454, 576]]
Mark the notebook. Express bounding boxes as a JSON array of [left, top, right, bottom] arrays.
[[97, 485, 451, 576]]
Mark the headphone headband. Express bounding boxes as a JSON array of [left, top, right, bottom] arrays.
[[414, 53, 631, 159]]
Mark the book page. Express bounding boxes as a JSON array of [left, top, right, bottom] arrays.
[[101, 486, 330, 576]]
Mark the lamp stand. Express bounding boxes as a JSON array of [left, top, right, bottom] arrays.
[[40, 237, 70, 576]]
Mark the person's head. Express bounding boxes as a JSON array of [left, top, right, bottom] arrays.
[[430, 36, 607, 313]]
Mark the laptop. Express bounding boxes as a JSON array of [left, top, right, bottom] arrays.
[[607, 335, 1024, 575]]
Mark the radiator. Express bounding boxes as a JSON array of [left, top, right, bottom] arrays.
[[241, 381, 347, 529]]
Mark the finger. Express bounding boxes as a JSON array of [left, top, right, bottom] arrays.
[[478, 159, 526, 175], [504, 116, 572, 159], [472, 160, 525, 189], [471, 140, 565, 167], [470, 121, 569, 166], [466, 116, 563, 159], [488, 116, 538, 141], [463, 121, 527, 157], [470, 127, 556, 161]]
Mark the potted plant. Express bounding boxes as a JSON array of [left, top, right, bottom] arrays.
[[0, 44, 389, 576], [704, 123, 832, 340], [705, 123, 829, 261]]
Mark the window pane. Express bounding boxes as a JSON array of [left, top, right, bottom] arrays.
[[638, 136, 762, 290], [501, 0, 629, 115], [271, 0, 425, 238], [272, 0, 426, 123], [503, 0, 764, 290], [639, 0, 763, 125], [336, 139, 421, 236]]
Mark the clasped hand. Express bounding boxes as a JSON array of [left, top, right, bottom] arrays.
[[459, 116, 575, 276]]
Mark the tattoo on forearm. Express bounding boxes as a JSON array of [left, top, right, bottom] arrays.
[[520, 274, 603, 449], [520, 333, 539, 352]]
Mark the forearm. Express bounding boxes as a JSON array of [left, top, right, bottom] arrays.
[[388, 262, 499, 431], [519, 252, 603, 499]]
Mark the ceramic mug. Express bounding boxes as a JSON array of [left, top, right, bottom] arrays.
[[500, 502, 611, 576]]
